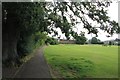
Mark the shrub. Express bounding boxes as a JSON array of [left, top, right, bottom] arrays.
[[75, 36, 87, 45], [45, 37, 59, 45], [17, 32, 47, 58]]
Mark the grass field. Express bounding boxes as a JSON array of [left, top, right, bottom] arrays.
[[44, 44, 118, 78]]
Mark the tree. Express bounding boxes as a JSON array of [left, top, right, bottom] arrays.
[[49, 2, 120, 39], [91, 37, 98, 44], [109, 41, 112, 46], [75, 36, 87, 45], [45, 37, 58, 45], [2, 2, 119, 66], [75, 31, 87, 44], [2, 2, 48, 66], [90, 37, 103, 44]]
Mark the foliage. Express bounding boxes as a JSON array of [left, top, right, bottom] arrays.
[[90, 37, 98, 44], [75, 36, 87, 45], [46, 2, 120, 39], [45, 37, 59, 45], [2, 2, 120, 43], [109, 41, 112, 45], [90, 37, 102, 44], [2, 2, 49, 65], [17, 32, 47, 58], [74, 31, 87, 45], [97, 41, 104, 44], [2, 2, 120, 66]]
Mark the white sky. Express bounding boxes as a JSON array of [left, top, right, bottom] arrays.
[[47, 1, 119, 41], [97, 2, 119, 41]]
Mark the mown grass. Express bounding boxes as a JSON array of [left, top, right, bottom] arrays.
[[44, 44, 118, 78]]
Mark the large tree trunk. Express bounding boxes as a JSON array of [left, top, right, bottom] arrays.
[[2, 10, 20, 66], [2, 31, 19, 63]]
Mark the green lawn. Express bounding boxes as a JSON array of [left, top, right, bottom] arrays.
[[44, 44, 118, 78]]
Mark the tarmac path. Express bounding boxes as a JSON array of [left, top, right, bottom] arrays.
[[14, 47, 51, 78]]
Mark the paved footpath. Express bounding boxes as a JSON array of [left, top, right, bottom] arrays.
[[14, 47, 51, 78]]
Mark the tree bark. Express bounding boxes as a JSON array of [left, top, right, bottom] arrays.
[[2, 11, 20, 66]]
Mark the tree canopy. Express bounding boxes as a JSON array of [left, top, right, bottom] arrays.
[[91, 37, 98, 44], [45, 2, 119, 39], [2, 2, 120, 66]]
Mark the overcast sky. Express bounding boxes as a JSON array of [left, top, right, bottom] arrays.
[[47, 1, 119, 41], [98, 1, 119, 41], [85, 1, 119, 41]]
